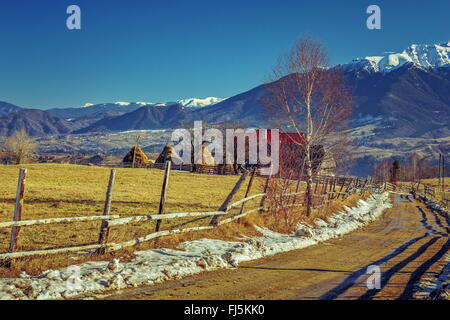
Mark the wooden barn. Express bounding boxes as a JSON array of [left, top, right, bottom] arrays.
[[253, 129, 336, 178]]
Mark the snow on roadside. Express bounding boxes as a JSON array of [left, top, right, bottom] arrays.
[[0, 192, 392, 300], [413, 253, 450, 300], [413, 195, 450, 300], [418, 195, 450, 220]]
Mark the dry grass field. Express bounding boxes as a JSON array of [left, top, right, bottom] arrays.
[[418, 177, 449, 188], [0, 164, 363, 277], [401, 177, 449, 206]]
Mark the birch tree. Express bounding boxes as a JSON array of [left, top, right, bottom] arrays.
[[264, 37, 352, 217]]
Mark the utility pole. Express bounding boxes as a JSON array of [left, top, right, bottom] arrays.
[[441, 153, 445, 201]]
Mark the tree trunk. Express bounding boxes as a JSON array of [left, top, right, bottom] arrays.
[[305, 99, 313, 217], [305, 144, 313, 217]]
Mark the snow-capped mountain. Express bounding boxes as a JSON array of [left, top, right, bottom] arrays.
[[79, 97, 223, 109], [343, 42, 450, 73], [81, 101, 154, 108], [46, 97, 223, 120], [176, 97, 225, 108]]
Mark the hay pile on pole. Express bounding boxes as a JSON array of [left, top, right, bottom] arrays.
[[123, 146, 150, 167], [200, 142, 215, 165], [155, 144, 184, 165]]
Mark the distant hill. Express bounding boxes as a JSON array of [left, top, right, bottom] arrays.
[[191, 86, 268, 127], [0, 101, 22, 117], [343, 64, 450, 139], [68, 110, 132, 129], [46, 102, 147, 120], [74, 103, 193, 133], [0, 109, 74, 136]]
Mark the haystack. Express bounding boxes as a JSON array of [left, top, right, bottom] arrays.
[[192, 142, 218, 174], [155, 144, 184, 165], [200, 142, 215, 165], [123, 145, 150, 166]]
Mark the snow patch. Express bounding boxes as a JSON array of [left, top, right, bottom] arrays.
[[343, 43, 450, 73], [114, 102, 131, 106], [177, 97, 225, 108]]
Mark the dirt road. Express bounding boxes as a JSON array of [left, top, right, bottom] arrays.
[[101, 194, 449, 300]]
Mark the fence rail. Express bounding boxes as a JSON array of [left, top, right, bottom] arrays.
[[411, 181, 449, 209], [0, 165, 388, 267], [0, 215, 120, 228], [106, 211, 227, 228]]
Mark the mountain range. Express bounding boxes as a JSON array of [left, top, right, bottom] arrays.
[[0, 109, 73, 136], [0, 42, 449, 174]]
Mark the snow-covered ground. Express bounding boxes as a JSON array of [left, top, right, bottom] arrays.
[[0, 192, 391, 300]]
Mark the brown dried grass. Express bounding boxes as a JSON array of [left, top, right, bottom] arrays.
[[0, 164, 365, 278]]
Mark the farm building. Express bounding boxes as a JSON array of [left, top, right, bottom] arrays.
[[253, 129, 336, 177]]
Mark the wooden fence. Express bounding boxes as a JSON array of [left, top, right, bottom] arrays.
[[410, 182, 449, 209], [0, 164, 387, 268]]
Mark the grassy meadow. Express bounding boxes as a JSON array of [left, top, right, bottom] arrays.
[[0, 163, 362, 277]]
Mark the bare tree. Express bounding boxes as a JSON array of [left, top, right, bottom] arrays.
[[263, 37, 352, 217], [5, 129, 37, 164], [372, 153, 443, 183]]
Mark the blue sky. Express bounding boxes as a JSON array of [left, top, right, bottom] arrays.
[[0, 0, 449, 109]]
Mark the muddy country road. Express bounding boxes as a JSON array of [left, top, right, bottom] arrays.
[[101, 194, 449, 300]]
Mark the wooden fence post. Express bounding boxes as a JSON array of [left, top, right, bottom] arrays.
[[322, 177, 328, 205], [314, 177, 319, 194], [155, 160, 171, 232], [338, 178, 346, 199], [259, 174, 271, 212], [328, 177, 333, 200], [360, 178, 368, 194], [97, 169, 116, 254], [344, 178, 353, 199], [6, 168, 27, 268], [330, 178, 336, 200], [239, 168, 256, 217], [291, 166, 306, 205], [210, 171, 248, 226]]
